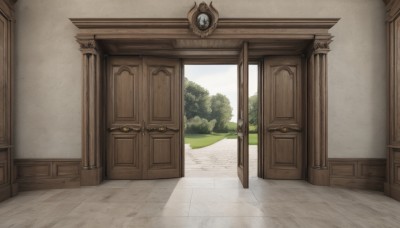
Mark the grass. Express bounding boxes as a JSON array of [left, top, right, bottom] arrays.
[[226, 133, 258, 145], [185, 132, 258, 149], [185, 133, 229, 149], [249, 133, 258, 145]]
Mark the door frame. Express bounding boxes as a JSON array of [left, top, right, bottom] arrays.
[[71, 18, 338, 186]]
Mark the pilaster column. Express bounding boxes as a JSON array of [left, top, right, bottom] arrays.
[[307, 38, 331, 186], [77, 39, 102, 186], [384, 0, 400, 201]]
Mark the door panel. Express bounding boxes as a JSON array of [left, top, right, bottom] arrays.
[[263, 56, 304, 179], [107, 57, 143, 179], [146, 133, 179, 178], [148, 66, 175, 123], [143, 57, 181, 179], [111, 63, 141, 125], [149, 67, 175, 122], [108, 133, 142, 179], [237, 42, 249, 188]]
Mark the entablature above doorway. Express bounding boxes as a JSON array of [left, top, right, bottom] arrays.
[[71, 18, 339, 58]]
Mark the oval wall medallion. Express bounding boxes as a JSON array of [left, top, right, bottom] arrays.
[[187, 2, 219, 38]]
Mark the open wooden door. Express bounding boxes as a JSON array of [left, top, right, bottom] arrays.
[[237, 42, 249, 188]]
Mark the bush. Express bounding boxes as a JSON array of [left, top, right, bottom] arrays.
[[249, 124, 258, 133], [185, 116, 216, 134]]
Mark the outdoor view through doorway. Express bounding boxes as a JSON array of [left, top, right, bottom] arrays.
[[184, 65, 258, 178]]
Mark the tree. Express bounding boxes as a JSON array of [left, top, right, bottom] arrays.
[[209, 93, 233, 132], [185, 116, 216, 134], [249, 94, 258, 127], [184, 79, 211, 120]]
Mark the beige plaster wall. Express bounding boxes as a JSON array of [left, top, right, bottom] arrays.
[[14, 0, 387, 158]]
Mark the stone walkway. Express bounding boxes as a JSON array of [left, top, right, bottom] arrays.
[[185, 139, 258, 178]]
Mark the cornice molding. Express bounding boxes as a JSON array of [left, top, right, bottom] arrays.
[[71, 18, 339, 41], [70, 18, 339, 30]]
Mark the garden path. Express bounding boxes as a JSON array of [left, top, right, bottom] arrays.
[[185, 139, 258, 178]]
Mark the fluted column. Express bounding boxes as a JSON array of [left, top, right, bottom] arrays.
[[77, 39, 102, 186], [307, 38, 331, 186]]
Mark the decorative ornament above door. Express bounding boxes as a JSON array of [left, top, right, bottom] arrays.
[[187, 2, 219, 38]]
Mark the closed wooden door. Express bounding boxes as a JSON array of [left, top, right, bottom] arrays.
[[142, 57, 182, 179], [237, 42, 249, 188], [107, 57, 143, 179], [263, 56, 304, 179], [106, 57, 182, 180]]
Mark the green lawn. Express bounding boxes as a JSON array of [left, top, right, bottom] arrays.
[[249, 133, 258, 145], [226, 133, 258, 145], [185, 133, 258, 149], [185, 133, 229, 149]]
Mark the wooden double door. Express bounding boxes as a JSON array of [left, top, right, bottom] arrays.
[[106, 57, 182, 180]]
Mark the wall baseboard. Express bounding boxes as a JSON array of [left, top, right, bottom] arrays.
[[328, 158, 386, 191], [15, 159, 81, 191]]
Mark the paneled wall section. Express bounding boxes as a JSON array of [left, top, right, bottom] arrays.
[[15, 159, 81, 191], [329, 159, 386, 191]]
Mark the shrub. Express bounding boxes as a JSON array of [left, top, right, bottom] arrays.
[[185, 116, 216, 134]]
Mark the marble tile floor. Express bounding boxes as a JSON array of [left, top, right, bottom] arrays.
[[0, 178, 399, 228]]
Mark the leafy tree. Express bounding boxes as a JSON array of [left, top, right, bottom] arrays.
[[185, 116, 216, 134], [249, 94, 258, 127], [184, 79, 211, 120], [209, 93, 233, 132]]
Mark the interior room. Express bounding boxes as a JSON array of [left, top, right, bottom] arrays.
[[0, 0, 399, 227]]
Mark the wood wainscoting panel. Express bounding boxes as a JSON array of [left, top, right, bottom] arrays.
[[330, 161, 356, 177], [329, 158, 386, 191], [0, 161, 6, 185], [395, 164, 400, 185], [389, 148, 400, 201], [0, 149, 10, 201], [15, 159, 81, 191]]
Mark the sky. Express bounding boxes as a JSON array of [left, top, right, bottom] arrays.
[[184, 65, 258, 122]]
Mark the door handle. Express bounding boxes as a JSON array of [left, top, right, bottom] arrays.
[[146, 125, 179, 133], [107, 126, 142, 133], [267, 126, 301, 133], [237, 120, 247, 134]]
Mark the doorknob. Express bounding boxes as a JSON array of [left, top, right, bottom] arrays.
[[267, 126, 301, 133], [237, 120, 247, 134], [107, 126, 142, 133]]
